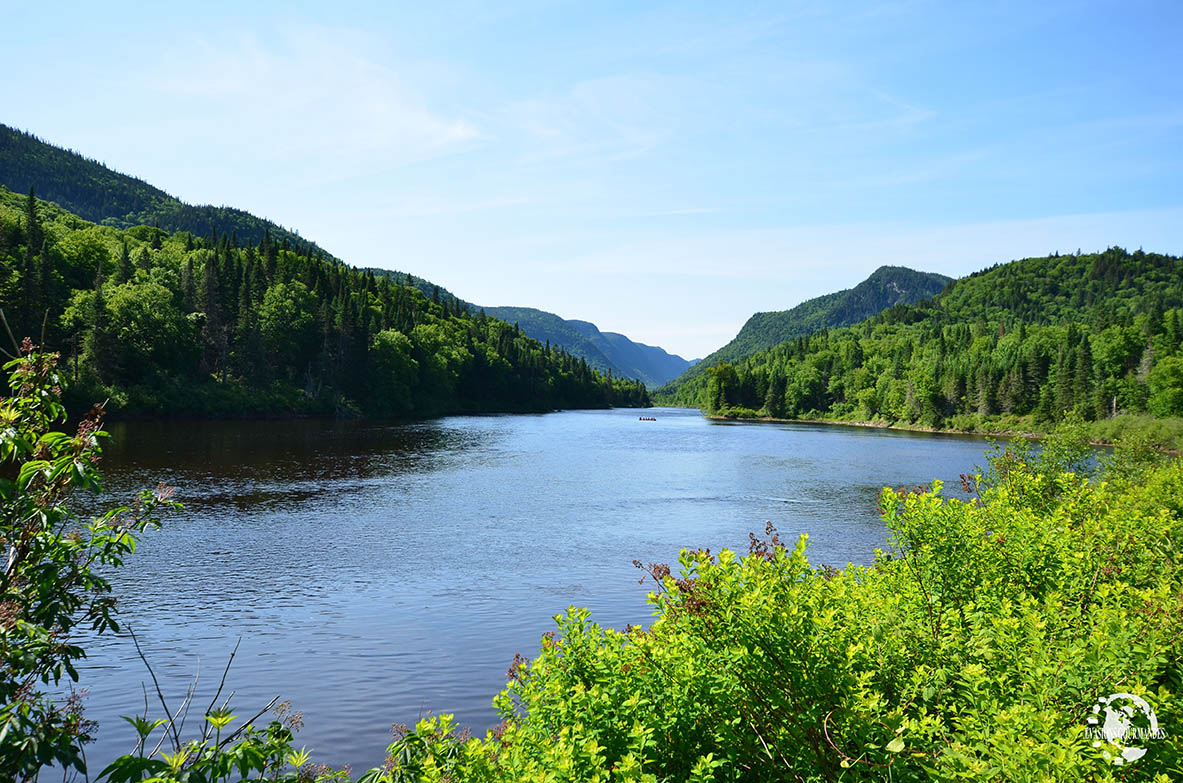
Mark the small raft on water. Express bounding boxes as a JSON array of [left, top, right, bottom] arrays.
[[638, 416, 657, 421]]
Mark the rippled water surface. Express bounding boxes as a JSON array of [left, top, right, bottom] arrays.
[[81, 407, 996, 770]]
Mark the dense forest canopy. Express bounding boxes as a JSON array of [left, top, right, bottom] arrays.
[[0, 124, 329, 255], [0, 186, 648, 416], [658, 265, 951, 395], [657, 248, 1183, 439]]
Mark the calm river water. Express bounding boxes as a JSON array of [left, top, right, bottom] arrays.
[[79, 407, 997, 771]]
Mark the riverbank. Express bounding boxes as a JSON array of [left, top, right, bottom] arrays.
[[698, 408, 1183, 452], [63, 378, 646, 422], [705, 412, 1029, 438]]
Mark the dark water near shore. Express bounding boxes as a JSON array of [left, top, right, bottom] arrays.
[[79, 407, 995, 772]]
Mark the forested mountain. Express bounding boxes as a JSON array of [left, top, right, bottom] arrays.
[[360, 279, 694, 388], [0, 124, 333, 254], [659, 248, 1183, 442], [0, 125, 689, 389], [358, 283, 696, 388], [363, 267, 470, 314], [595, 328, 696, 387], [481, 306, 693, 387], [658, 265, 950, 396], [0, 186, 648, 416]]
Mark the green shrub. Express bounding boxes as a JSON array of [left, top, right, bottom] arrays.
[[0, 345, 176, 778]]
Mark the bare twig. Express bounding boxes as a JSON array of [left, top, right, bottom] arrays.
[[0, 308, 20, 358], [173, 658, 200, 742], [128, 627, 183, 751], [201, 638, 241, 744]]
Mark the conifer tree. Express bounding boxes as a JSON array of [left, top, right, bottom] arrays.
[[1053, 347, 1074, 415], [181, 257, 196, 313], [1074, 339, 1094, 419], [84, 260, 113, 381], [35, 236, 54, 342], [23, 187, 41, 253], [115, 240, 133, 284], [199, 254, 224, 376]]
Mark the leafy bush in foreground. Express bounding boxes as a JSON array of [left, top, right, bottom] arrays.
[[0, 345, 176, 778]]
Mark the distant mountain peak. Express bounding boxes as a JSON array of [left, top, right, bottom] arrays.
[[658, 266, 951, 393], [480, 306, 692, 388]]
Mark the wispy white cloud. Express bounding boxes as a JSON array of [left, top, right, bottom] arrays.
[[494, 73, 686, 166], [148, 24, 480, 184]]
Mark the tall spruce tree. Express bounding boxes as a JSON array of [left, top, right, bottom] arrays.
[[181, 257, 196, 312], [115, 240, 133, 284], [199, 254, 224, 376], [1074, 339, 1094, 419]]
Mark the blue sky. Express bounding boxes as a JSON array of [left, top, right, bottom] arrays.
[[4, 1, 1182, 358]]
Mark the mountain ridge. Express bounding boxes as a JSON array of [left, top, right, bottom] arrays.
[[481, 305, 693, 387], [0, 124, 330, 255], [657, 265, 951, 396], [663, 247, 1183, 450], [0, 123, 688, 387]]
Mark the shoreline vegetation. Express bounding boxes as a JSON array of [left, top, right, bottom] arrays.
[[697, 407, 1183, 451], [9, 348, 1183, 781]]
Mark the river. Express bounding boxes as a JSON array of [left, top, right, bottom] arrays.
[[78, 407, 998, 772]]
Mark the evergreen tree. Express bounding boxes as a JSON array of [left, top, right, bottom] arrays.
[[199, 254, 224, 376], [764, 366, 787, 418], [84, 260, 112, 381], [35, 236, 55, 343], [115, 240, 133, 284], [1053, 346, 1074, 416], [181, 257, 196, 313], [1165, 310, 1182, 356], [1035, 384, 1055, 425], [1074, 339, 1094, 419], [23, 187, 41, 254]]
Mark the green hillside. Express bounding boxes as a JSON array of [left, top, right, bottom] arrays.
[[672, 248, 1183, 447], [0, 186, 647, 416], [0, 125, 694, 389], [357, 291, 694, 388], [0, 124, 333, 255], [482, 307, 617, 374], [595, 328, 695, 387], [657, 265, 950, 398], [482, 306, 693, 387]]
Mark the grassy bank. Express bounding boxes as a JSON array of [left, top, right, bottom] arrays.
[[703, 404, 1183, 451]]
